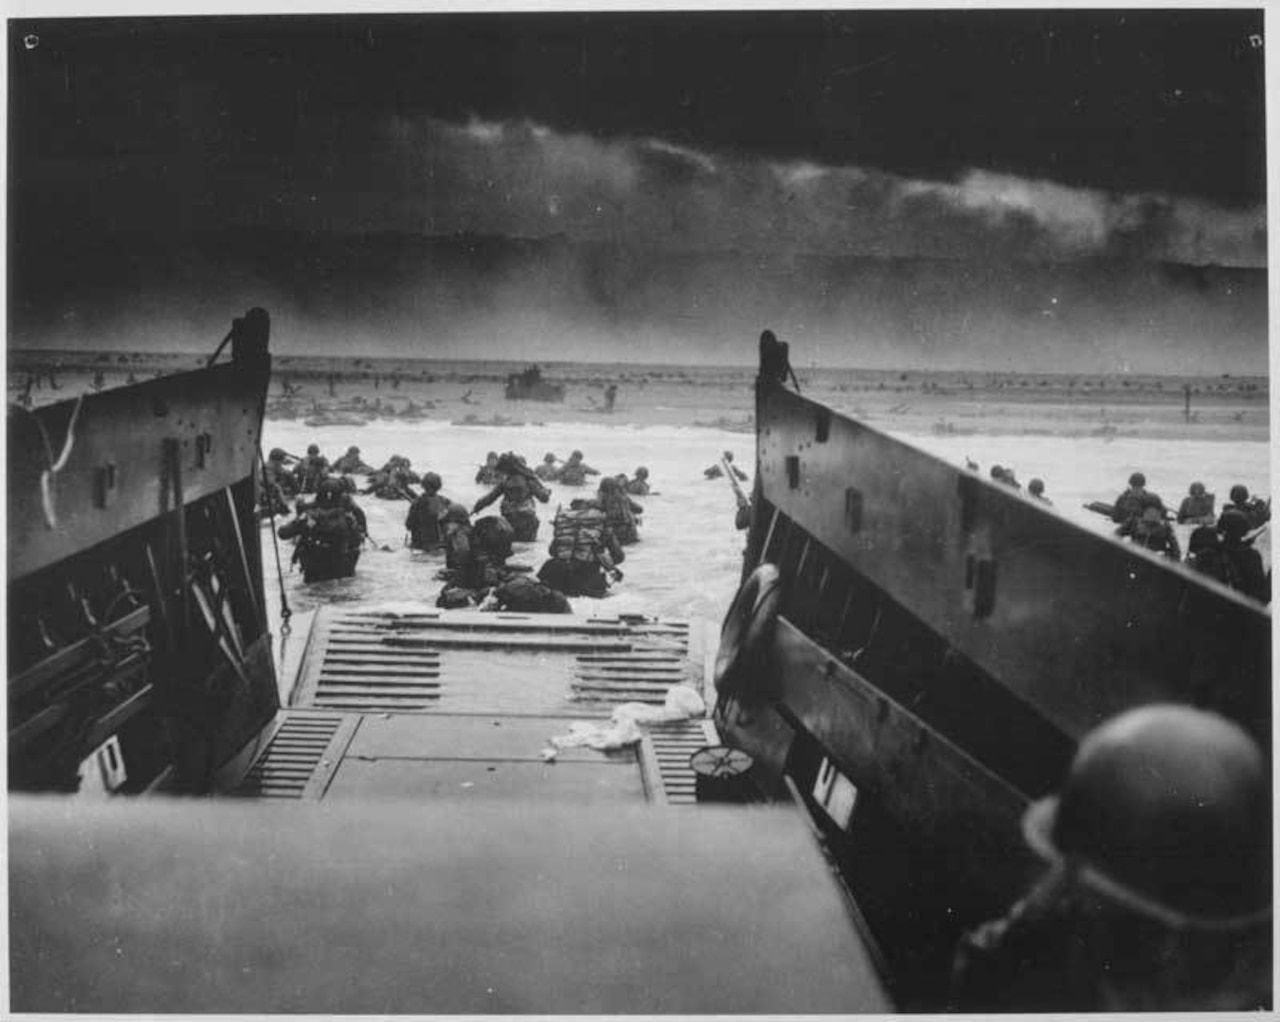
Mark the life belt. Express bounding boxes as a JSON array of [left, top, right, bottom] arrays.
[[713, 563, 782, 699]]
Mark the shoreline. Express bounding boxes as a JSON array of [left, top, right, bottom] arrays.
[[8, 350, 1270, 445]]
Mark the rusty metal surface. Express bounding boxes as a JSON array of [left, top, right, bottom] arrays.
[[755, 383, 1271, 741], [8, 359, 270, 579]]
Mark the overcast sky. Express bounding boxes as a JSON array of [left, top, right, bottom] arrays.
[[10, 10, 1266, 261], [6, 10, 1269, 368]]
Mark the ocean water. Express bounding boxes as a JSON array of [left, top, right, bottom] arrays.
[[260, 418, 1270, 667]]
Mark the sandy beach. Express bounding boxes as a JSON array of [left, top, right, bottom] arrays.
[[11, 349, 1270, 446]]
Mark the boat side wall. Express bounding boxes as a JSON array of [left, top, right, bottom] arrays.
[[752, 381, 1270, 743], [9, 359, 270, 579]]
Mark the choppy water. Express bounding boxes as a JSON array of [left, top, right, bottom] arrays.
[[261, 419, 1270, 657]]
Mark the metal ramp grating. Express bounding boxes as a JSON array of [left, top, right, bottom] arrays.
[[293, 608, 701, 715], [308, 615, 445, 711], [571, 618, 694, 706], [233, 712, 346, 799], [644, 718, 720, 805]]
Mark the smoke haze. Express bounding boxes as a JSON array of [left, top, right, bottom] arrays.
[[9, 115, 1268, 374]]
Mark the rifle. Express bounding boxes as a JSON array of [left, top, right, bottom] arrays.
[[1083, 500, 1175, 523], [722, 456, 753, 530], [721, 456, 750, 511]]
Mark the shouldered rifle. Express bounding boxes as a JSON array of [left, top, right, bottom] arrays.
[[722, 457, 749, 510]]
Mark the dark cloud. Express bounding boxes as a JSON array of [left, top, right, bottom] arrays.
[[7, 12, 1267, 372]]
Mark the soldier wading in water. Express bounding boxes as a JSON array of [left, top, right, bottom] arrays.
[[537, 505, 625, 597], [473, 453, 551, 542]]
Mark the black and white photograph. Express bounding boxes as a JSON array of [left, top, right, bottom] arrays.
[[6, 5, 1271, 1015]]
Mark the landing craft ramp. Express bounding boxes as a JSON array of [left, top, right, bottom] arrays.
[[222, 606, 718, 805]]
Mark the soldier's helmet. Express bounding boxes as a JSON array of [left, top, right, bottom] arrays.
[[473, 515, 515, 557], [1028, 478, 1045, 496], [1220, 508, 1251, 542], [347, 445, 360, 455], [439, 502, 471, 524], [570, 450, 584, 461], [495, 453, 522, 475], [1231, 484, 1250, 505], [307, 444, 320, 456], [269, 448, 287, 462], [316, 478, 344, 502], [635, 467, 649, 479], [544, 453, 557, 463], [1129, 472, 1146, 488], [1022, 704, 1269, 928], [422, 472, 442, 493], [486, 451, 498, 463], [1189, 481, 1206, 497]]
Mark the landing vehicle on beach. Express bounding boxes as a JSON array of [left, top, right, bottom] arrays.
[[504, 364, 566, 402]]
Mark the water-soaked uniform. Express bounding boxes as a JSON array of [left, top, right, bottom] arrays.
[[537, 507, 624, 597], [332, 448, 376, 475], [474, 469, 550, 542], [364, 460, 421, 500], [406, 492, 450, 550], [1111, 485, 1165, 528], [625, 471, 650, 496], [278, 486, 363, 583], [260, 450, 296, 515], [293, 451, 330, 494], [593, 480, 642, 545], [1177, 486, 1216, 525], [475, 454, 501, 486], [557, 454, 599, 487], [534, 455, 561, 481]]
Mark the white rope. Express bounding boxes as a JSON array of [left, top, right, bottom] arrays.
[[38, 393, 85, 529]]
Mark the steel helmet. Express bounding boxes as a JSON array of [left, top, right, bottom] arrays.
[[421, 472, 442, 493], [1189, 481, 1206, 497], [347, 445, 360, 455], [1028, 478, 1045, 495], [1022, 705, 1269, 928], [1230, 484, 1250, 504], [307, 444, 320, 456], [1129, 472, 1146, 488], [439, 502, 470, 524], [544, 453, 556, 463], [635, 467, 649, 478], [269, 448, 287, 461], [1220, 508, 1251, 542]]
